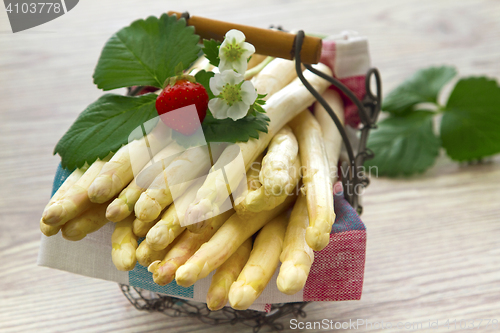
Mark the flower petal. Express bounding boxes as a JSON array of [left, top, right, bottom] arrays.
[[209, 74, 223, 95], [218, 60, 231, 73], [220, 70, 243, 85], [209, 98, 230, 119], [218, 57, 230, 73], [218, 30, 255, 74], [227, 101, 250, 121], [240, 81, 258, 105], [232, 59, 248, 74], [242, 42, 256, 57], [225, 29, 246, 44]]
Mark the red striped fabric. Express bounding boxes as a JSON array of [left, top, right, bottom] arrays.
[[303, 230, 366, 301]]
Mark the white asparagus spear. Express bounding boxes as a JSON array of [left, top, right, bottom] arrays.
[[259, 125, 299, 196], [145, 178, 205, 251], [106, 142, 184, 222], [136, 239, 176, 268], [228, 214, 288, 310], [314, 89, 345, 183], [289, 110, 334, 251], [251, 58, 297, 99], [232, 154, 263, 217], [134, 143, 225, 223], [183, 144, 247, 230], [276, 193, 314, 295], [175, 194, 296, 288], [111, 215, 138, 271], [88, 120, 172, 203], [40, 168, 86, 236], [61, 201, 112, 241], [237, 157, 300, 216], [42, 157, 110, 226], [132, 215, 161, 238], [184, 64, 332, 230], [147, 210, 234, 286], [206, 238, 253, 311]]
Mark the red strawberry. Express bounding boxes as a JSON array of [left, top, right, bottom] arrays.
[[155, 77, 209, 136]]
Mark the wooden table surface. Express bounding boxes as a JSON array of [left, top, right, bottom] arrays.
[[1, 0, 500, 332]]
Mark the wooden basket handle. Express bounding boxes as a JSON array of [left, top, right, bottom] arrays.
[[168, 11, 322, 65]]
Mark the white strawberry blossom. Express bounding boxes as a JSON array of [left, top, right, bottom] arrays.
[[219, 29, 255, 74], [208, 70, 257, 121]]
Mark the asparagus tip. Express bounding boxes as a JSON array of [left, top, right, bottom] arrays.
[[206, 287, 228, 311], [305, 226, 330, 251], [228, 281, 258, 310], [277, 262, 307, 295], [175, 263, 201, 287], [106, 200, 130, 222], [88, 176, 113, 203], [42, 204, 64, 225]]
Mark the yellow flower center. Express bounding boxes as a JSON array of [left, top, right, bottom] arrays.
[[221, 83, 242, 106], [222, 41, 245, 62]]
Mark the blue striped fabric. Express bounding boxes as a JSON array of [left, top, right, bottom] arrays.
[[51, 164, 74, 196], [331, 192, 366, 233]]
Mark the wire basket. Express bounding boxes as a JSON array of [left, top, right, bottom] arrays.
[[121, 284, 308, 332], [121, 12, 381, 332]]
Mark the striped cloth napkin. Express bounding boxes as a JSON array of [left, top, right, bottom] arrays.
[[320, 31, 371, 128]]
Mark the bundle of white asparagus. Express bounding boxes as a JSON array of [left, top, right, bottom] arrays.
[[40, 56, 347, 310]]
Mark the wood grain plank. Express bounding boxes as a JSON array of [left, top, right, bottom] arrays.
[[1, 0, 500, 332]]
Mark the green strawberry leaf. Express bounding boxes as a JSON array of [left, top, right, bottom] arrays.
[[364, 111, 440, 177], [172, 111, 270, 148], [383, 66, 457, 115], [54, 93, 158, 169], [248, 93, 267, 114], [440, 77, 500, 161], [203, 111, 270, 143], [194, 70, 215, 99], [202, 39, 221, 67], [93, 14, 200, 90]]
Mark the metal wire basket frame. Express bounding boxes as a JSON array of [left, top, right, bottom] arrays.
[[121, 284, 308, 333], [121, 14, 382, 333], [293, 30, 382, 214]]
